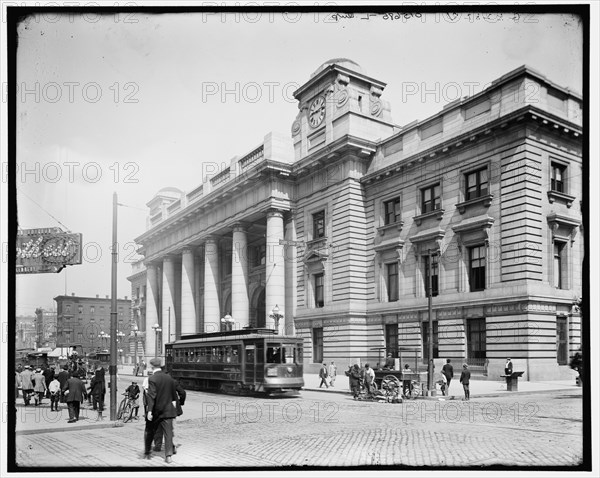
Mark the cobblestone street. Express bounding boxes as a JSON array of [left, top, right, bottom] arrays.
[[14, 387, 583, 469]]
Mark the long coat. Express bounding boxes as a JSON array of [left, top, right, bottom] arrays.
[[20, 369, 34, 390], [89, 374, 106, 400], [147, 370, 178, 420], [63, 377, 87, 403], [32, 372, 47, 393]]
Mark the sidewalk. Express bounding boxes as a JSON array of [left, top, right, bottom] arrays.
[[302, 370, 582, 399], [15, 369, 582, 435]]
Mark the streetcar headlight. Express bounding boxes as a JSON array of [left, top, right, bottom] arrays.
[[266, 368, 278, 377]]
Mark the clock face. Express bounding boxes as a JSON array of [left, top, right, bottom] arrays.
[[309, 96, 325, 128]]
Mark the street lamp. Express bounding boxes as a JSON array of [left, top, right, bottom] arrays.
[[118, 348, 123, 364], [116, 330, 125, 362], [221, 314, 234, 332], [151, 323, 162, 359], [269, 305, 284, 333], [131, 323, 140, 372], [98, 331, 109, 350]]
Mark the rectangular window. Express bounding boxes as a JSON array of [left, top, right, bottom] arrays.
[[421, 184, 441, 214], [551, 162, 566, 193], [467, 318, 486, 365], [313, 327, 324, 363], [386, 262, 399, 302], [66, 304, 71, 313], [77, 332, 83, 342], [313, 210, 325, 239], [314, 273, 324, 308], [385, 324, 398, 359], [384, 197, 401, 225], [554, 241, 566, 289], [136, 287, 140, 299], [422, 321, 439, 361], [423, 254, 439, 297], [78, 305, 83, 314], [90, 306, 95, 314], [465, 168, 489, 200], [469, 245, 486, 291], [556, 316, 568, 365]]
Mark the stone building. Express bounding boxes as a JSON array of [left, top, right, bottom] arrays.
[[54, 293, 133, 362], [132, 59, 583, 380]]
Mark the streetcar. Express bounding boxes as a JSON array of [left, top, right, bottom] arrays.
[[87, 350, 111, 374], [165, 328, 304, 395]]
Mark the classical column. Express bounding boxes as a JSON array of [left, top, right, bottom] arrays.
[[284, 214, 297, 336], [203, 237, 220, 333], [145, 263, 159, 360], [266, 209, 285, 331], [162, 256, 177, 353], [181, 247, 196, 336], [231, 224, 250, 328]]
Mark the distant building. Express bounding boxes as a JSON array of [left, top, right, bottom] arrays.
[[15, 315, 37, 350], [34, 308, 57, 350], [53, 293, 132, 363], [130, 60, 583, 381]]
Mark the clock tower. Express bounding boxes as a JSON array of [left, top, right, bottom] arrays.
[[291, 58, 395, 162]]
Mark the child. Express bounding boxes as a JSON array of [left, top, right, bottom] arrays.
[[48, 376, 61, 411]]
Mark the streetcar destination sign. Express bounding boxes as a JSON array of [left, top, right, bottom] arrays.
[[16, 228, 83, 274]]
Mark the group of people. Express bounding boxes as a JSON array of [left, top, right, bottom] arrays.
[[344, 363, 376, 399], [318, 361, 337, 388], [133, 360, 147, 377]]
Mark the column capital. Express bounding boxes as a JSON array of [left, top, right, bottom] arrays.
[[144, 261, 159, 270], [204, 235, 220, 245], [266, 208, 284, 219], [232, 222, 249, 233], [162, 255, 176, 263], [182, 246, 196, 255]]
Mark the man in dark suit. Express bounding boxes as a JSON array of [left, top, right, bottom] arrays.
[[153, 378, 186, 454], [57, 365, 70, 405], [144, 358, 178, 463], [63, 375, 87, 423]]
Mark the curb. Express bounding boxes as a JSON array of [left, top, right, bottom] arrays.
[[16, 419, 128, 436]]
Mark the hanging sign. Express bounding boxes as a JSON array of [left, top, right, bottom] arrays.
[[16, 228, 83, 274]]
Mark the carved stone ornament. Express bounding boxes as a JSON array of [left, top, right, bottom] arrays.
[[370, 98, 382, 117], [291, 119, 301, 136]]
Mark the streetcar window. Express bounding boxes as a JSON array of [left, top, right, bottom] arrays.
[[198, 348, 206, 363], [267, 345, 282, 364], [188, 349, 195, 363], [231, 346, 239, 364]]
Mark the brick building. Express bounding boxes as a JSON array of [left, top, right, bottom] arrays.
[[54, 293, 133, 363], [130, 60, 584, 380]]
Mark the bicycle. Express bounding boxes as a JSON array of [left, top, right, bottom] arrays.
[[401, 380, 422, 400], [117, 393, 137, 423]]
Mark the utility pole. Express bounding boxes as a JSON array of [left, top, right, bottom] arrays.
[[427, 248, 434, 396], [109, 192, 118, 421]]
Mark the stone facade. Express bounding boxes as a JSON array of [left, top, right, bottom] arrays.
[[131, 60, 583, 380]]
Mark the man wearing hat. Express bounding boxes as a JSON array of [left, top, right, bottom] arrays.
[[32, 367, 47, 406], [143, 357, 178, 463], [19, 366, 35, 406], [459, 364, 471, 401]]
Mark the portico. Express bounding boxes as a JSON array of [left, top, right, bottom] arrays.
[[135, 132, 296, 357]]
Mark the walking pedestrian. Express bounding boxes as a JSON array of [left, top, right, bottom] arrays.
[[89, 368, 106, 421], [143, 358, 179, 463], [57, 364, 70, 406], [134, 362, 140, 377], [20, 366, 35, 406], [63, 374, 87, 422], [49, 376, 61, 411], [32, 368, 47, 406], [441, 359, 454, 396], [318, 363, 329, 388], [42, 365, 55, 399], [328, 361, 337, 387], [460, 363, 471, 401]]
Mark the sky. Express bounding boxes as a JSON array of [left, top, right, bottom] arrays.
[[5, 8, 587, 316]]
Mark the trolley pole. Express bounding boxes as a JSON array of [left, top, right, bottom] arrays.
[[427, 248, 434, 395], [109, 192, 118, 421]]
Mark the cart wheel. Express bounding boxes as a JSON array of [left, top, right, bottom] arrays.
[[381, 375, 401, 401]]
